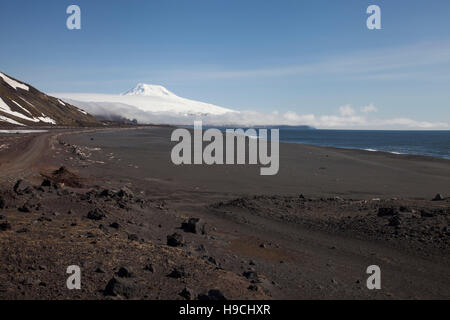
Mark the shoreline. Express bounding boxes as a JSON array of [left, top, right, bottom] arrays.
[[2, 125, 449, 161], [282, 141, 450, 161], [283, 141, 450, 162], [0, 127, 449, 300]]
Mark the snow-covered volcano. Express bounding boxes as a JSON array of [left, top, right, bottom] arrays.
[[122, 83, 176, 97], [55, 84, 236, 123]]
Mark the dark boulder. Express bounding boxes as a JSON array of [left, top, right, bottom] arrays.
[[197, 290, 227, 301], [98, 189, 113, 198], [116, 267, 134, 278], [248, 284, 259, 291], [0, 221, 11, 231], [420, 209, 435, 218], [243, 271, 260, 282], [104, 277, 137, 299], [115, 187, 133, 199], [181, 218, 208, 235], [13, 180, 33, 195], [127, 234, 139, 241], [388, 216, 402, 227], [205, 256, 217, 265], [143, 264, 155, 273], [167, 233, 184, 247], [41, 179, 52, 187], [179, 287, 194, 300], [399, 206, 411, 212], [377, 207, 398, 217], [0, 196, 5, 209], [18, 204, 31, 213], [109, 222, 120, 229], [49, 166, 83, 188], [167, 267, 186, 279], [95, 267, 105, 274], [432, 193, 445, 201], [87, 208, 106, 220]]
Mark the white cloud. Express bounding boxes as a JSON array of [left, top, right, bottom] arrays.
[[155, 40, 450, 82], [361, 104, 378, 113], [59, 97, 449, 130], [380, 118, 449, 129], [339, 105, 356, 117]]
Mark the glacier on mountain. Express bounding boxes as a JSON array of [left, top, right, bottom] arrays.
[[55, 84, 236, 120]]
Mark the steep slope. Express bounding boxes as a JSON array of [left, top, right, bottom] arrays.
[[0, 72, 100, 127]]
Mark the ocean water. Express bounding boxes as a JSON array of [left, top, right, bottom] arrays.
[[278, 129, 450, 159], [184, 125, 450, 159]]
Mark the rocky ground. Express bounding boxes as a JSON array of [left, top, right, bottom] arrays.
[[211, 195, 450, 255], [0, 128, 449, 300], [0, 167, 270, 300]]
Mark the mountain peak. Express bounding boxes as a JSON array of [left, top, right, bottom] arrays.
[[122, 83, 175, 97]]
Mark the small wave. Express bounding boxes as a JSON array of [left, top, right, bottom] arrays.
[[364, 148, 405, 155]]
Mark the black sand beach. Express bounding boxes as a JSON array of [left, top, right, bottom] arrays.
[[0, 127, 449, 299]]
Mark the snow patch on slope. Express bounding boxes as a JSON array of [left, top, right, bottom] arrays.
[[0, 97, 38, 122], [37, 115, 56, 124], [11, 100, 32, 115], [0, 72, 29, 91], [0, 97, 56, 125], [0, 115, 24, 126]]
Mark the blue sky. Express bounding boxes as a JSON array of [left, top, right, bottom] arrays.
[[1, 0, 449, 128]]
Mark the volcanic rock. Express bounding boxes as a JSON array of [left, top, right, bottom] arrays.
[[18, 204, 31, 213], [0, 221, 12, 231], [143, 264, 155, 273], [87, 208, 106, 220], [109, 222, 120, 229], [388, 215, 402, 227], [181, 218, 208, 235], [432, 194, 445, 201], [167, 267, 186, 279], [378, 207, 398, 217], [167, 233, 184, 247], [104, 277, 137, 299], [197, 289, 227, 301], [179, 287, 194, 300], [243, 271, 260, 282], [117, 267, 134, 278], [128, 234, 139, 241], [13, 179, 33, 195], [0, 196, 5, 209]]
